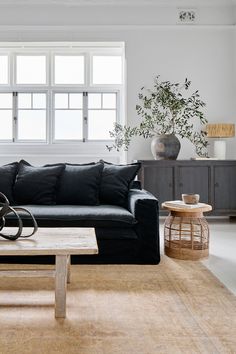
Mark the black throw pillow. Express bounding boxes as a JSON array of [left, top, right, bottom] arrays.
[[14, 160, 65, 205], [99, 160, 141, 208], [0, 162, 18, 204], [56, 162, 103, 205]]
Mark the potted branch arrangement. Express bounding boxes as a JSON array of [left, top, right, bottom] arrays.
[[107, 75, 209, 159]]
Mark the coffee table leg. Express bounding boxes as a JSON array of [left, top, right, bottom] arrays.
[[55, 255, 67, 318], [67, 255, 71, 284]]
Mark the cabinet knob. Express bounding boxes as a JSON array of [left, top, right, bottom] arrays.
[[215, 182, 219, 188], [169, 183, 172, 188], [179, 183, 183, 187]]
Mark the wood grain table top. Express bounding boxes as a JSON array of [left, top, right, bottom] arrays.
[[0, 227, 98, 256], [162, 201, 212, 214]]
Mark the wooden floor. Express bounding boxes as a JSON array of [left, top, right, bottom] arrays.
[[0, 257, 235, 354]]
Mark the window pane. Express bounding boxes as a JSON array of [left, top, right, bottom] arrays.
[[16, 55, 46, 84], [0, 110, 12, 140], [18, 93, 31, 109], [88, 93, 101, 109], [103, 93, 116, 108], [0, 93, 12, 109], [0, 55, 8, 85], [88, 110, 116, 140], [92, 56, 122, 84], [54, 110, 83, 140], [54, 56, 84, 84], [33, 93, 46, 109], [55, 93, 68, 109], [69, 93, 83, 109], [18, 110, 46, 140]]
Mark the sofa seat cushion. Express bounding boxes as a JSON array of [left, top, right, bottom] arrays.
[[6, 205, 136, 228]]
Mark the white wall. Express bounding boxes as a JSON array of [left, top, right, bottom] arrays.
[[0, 2, 235, 163]]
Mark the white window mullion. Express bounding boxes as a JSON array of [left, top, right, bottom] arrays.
[[13, 92, 17, 142], [83, 92, 88, 142], [46, 90, 51, 144]]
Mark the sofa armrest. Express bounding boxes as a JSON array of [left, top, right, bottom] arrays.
[[128, 189, 160, 264]]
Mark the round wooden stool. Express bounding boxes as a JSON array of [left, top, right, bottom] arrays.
[[162, 202, 212, 260]]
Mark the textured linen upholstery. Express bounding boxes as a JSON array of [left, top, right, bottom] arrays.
[[13, 161, 65, 205], [56, 163, 103, 205], [128, 189, 160, 264], [6, 204, 136, 228], [99, 160, 141, 208], [1, 159, 160, 265], [0, 162, 18, 204]]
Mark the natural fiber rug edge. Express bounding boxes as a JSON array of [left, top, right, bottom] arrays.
[[0, 256, 235, 354]]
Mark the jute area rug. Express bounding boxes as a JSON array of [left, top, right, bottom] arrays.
[[0, 257, 235, 354]]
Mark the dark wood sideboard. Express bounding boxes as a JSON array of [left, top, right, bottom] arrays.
[[137, 160, 236, 216]]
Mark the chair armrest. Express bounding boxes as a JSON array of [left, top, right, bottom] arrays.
[[128, 189, 160, 264]]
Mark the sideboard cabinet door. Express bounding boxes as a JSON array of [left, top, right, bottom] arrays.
[[214, 165, 236, 214], [139, 163, 174, 204], [137, 160, 236, 217], [176, 165, 210, 204]]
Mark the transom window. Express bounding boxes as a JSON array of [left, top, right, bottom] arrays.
[[0, 42, 124, 144]]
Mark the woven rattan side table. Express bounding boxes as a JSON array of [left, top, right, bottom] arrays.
[[162, 202, 212, 260]]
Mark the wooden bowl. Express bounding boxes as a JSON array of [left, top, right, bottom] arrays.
[[182, 194, 200, 204]]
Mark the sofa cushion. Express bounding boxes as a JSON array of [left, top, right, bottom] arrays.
[[13, 160, 65, 205], [6, 204, 136, 228], [99, 160, 141, 208], [0, 162, 18, 204], [56, 162, 103, 205]]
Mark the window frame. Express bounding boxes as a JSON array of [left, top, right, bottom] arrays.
[[0, 53, 10, 87], [13, 52, 49, 87], [52, 52, 86, 87], [0, 42, 125, 149], [52, 90, 84, 143], [87, 90, 119, 141], [14, 90, 49, 143], [0, 91, 14, 142], [90, 52, 124, 87], [52, 89, 119, 144]]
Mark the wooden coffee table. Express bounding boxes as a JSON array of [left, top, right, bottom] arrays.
[[162, 201, 212, 260], [0, 227, 98, 318]]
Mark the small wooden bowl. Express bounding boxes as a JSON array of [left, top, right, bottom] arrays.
[[182, 194, 200, 204]]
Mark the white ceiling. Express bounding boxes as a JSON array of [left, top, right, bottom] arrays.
[[0, 0, 235, 6]]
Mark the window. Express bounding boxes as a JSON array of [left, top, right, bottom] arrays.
[[17, 93, 47, 141], [0, 55, 8, 85], [0, 93, 13, 140], [88, 93, 117, 140], [0, 42, 125, 145], [92, 56, 123, 84], [54, 93, 83, 140], [54, 55, 85, 85], [53, 92, 117, 141], [16, 55, 47, 85]]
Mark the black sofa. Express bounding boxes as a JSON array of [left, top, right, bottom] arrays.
[[0, 160, 160, 265]]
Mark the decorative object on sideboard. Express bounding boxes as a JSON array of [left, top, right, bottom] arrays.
[[150, 134, 181, 160], [107, 75, 209, 160], [206, 123, 235, 160]]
